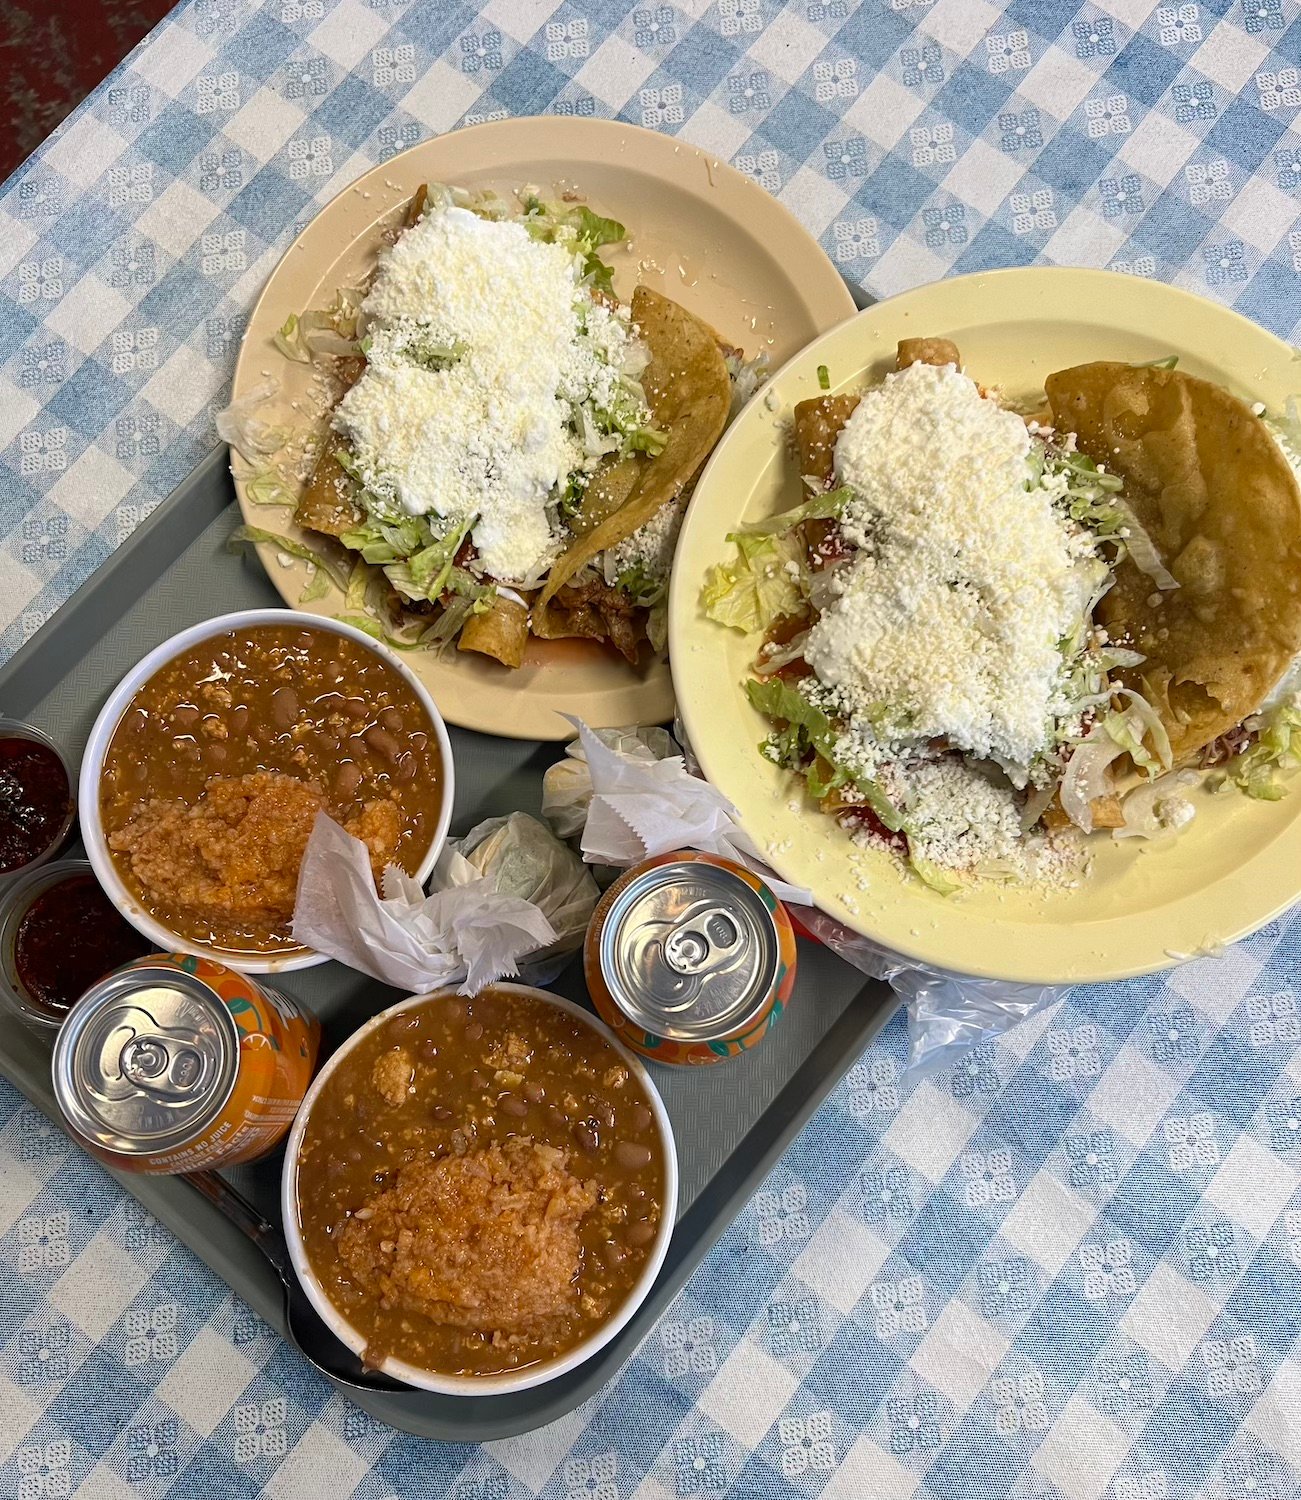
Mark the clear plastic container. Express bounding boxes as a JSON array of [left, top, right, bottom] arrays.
[[0, 717, 77, 888], [0, 859, 99, 1030]]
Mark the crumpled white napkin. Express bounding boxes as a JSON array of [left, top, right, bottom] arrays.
[[291, 813, 557, 994], [559, 716, 812, 904], [541, 725, 677, 837]]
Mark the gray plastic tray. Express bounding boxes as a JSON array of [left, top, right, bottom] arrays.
[[0, 445, 898, 1440]]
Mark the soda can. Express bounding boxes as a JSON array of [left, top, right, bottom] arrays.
[[585, 851, 797, 1066], [51, 954, 320, 1173]]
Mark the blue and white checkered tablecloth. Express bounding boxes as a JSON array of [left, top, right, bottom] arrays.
[[2, 0, 1301, 1495]]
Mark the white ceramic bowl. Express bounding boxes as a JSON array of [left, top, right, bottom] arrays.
[[79, 608, 455, 974], [281, 983, 680, 1395]]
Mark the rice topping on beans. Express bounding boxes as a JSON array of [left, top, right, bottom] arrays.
[[99, 624, 443, 953], [108, 771, 400, 937], [296, 987, 667, 1376]]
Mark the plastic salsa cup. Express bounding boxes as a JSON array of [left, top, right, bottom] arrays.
[[0, 859, 153, 1031], [0, 718, 77, 887]]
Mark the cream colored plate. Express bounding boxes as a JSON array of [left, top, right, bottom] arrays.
[[671, 268, 1301, 984], [231, 118, 856, 741]]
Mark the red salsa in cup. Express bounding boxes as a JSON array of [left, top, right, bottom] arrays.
[[14, 874, 151, 1020], [0, 735, 73, 876]]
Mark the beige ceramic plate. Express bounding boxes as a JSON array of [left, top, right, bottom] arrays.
[[231, 118, 855, 741], [671, 268, 1301, 984]]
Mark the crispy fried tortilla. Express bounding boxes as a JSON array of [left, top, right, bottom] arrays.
[[296, 354, 368, 537], [896, 336, 960, 370], [793, 393, 860, 482], [457, 595, 529, 669], [538, 286, 730, 609], [1046, 362, 1301, 764], [568, 455, 640, 537], [295, 446, 362, 537]]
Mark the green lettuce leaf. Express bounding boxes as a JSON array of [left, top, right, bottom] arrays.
[[701, 531, 804, 633], [299, 568, 331, 604], [523, 199, 627, 295], [739, 486, 851, 537], [273, 313, 311, 363], [407, 517, 473, 600], [335, 614, 433, 651], [745, 676, 903, 830], [1230, 701, 1301, 800], [339, 514, 433, 565], [909, 854, 962, 895], [244, 469, 296, 507], [226, 524, 349, 592]]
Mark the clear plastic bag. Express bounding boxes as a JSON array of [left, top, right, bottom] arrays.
[[784, 903, 1060, 1075]]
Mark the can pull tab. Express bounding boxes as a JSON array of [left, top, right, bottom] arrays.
[[118, 1032, 208, 1100], [663, 906, 743, 976]]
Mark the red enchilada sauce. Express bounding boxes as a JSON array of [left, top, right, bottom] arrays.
[[0, 737, 71, 875], [15, 874, 152, 1020]]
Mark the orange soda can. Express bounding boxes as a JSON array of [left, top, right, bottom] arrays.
[[51, 954, 319, 1173], [585, 851, 797, 1065]]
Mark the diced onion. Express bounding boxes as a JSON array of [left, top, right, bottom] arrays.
[[1115, 688, 1173, 772], [1059, 725, 1127, 832], [1114, 772, 1198, 840]]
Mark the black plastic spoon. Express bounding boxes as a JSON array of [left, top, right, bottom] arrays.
[[185, 1169, 406, 1393]]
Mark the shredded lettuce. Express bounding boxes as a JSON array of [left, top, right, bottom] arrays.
[[422, 595, 479, 652], [226, 524, 349, 592], [272, 293, 363, 364], [1103, 711, 1160, 776], [1102, 690, 1173, 777], [274, 313, 311, 363], [244, 469, 296, 507], [339, 514, 433, 565], [446, 567, 495, 607], [407, 517, 473, 600], [646, 602, 668, 655], [335, 613, 425, 651], [1229, 700, 1301, 799], [521, 196, 626, 295], [344, 558, 373, 612], [216, 380, 287, 462], [615, 561, 666, 607], [625, 424, 668, 457], [299, 567, 331, 604], [393, 328, 464, 371], [701, 531, 804, 632], [1114, 500, 1179, 590], [909, 854, 962, 895], [745, 676, 903, 831], [1041, 447, 1124, 523], [726, 350, 769, 418], [739, 486, 851, 538], [1039, 445, 1177, 590]]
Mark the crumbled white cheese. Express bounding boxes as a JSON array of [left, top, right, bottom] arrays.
[[334, 204, 639, 584], [901, 759, 1023, 870], [803, 361, 1099, 783], [608, 497, 683, 583]]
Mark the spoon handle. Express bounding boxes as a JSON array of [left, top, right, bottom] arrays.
[[184, 1169, 293, 1278]]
